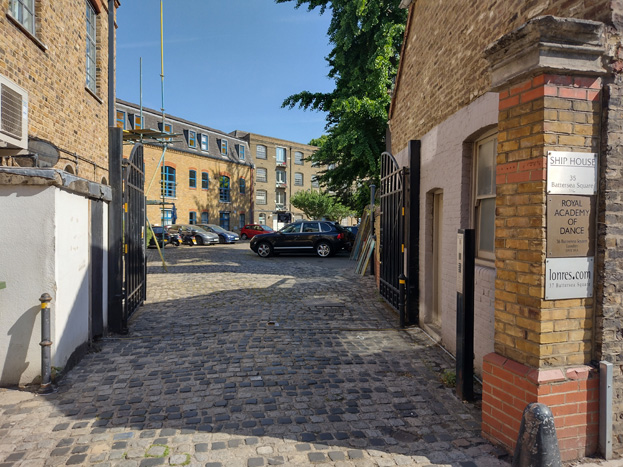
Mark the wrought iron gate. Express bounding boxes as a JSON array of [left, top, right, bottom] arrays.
[[122, 143, 146, 328], [379, 141, 420, 325], [380, 151, 406, 312]]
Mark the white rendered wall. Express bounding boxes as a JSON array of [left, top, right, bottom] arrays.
[[0, 186, 57, 386], [415, 92, 499, 376], [53, 189, 90, 370]]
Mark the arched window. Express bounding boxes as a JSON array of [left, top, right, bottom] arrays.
[[189, 211, 197, 224], [201, 212, 209, 224], [161, 166, 176, 197], [219, 175, 230, 202]]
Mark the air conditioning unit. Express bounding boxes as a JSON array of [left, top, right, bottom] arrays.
[[0, 74, 28, 151]]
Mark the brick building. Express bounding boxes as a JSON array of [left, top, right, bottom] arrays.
[[0, 0, 117, 385], [116, 101, 253, 231], [231, 131, 322, 229], [389, 0, 623, 461]]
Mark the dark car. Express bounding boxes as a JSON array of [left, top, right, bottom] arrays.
[[240, 224, 274, 240], [344, 225, 359, 237], [168, 224, 219, 246], [250, 220, 353, 258], [148, 226, 179, 248], [197, 224, 240, 243]]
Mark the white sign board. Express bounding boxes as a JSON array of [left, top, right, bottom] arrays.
[[545, 257, 594, 300], [547, 151, 597, 195]]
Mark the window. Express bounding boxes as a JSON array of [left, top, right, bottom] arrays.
[[303, 222, 320, 233], [256, 190, 267, 205], [258, 213, 266, 224], [239, 145, 245, 160], [276, 190, 286, 206], [311, 175, 320, 188], [10, 0, 35, 35], [474, 132, 497, 260], [189, 170, 197, 189], [276, 147, 286, 164], [295, 151, 304, 165], [186, 130, 197, 148], [201, 172, 209, 190], [189, 211, 197, 225], [239, 213, 246, 229], [86, 0, 97, 93], [239, 178, 246, 194], [256, 145, 267, 159], [161, 166, 176, 197], [158, 122, 172, 141], [162, 209, 173, 226], [201, 212, 209, 224], [200, 133, 208, 151], [221, 140, 228, 156], [131, 114, 143, 129], [116, 110, 125, 129], [220, 212, 230, 231], [294, 173, 303, 186], [276, 170, 286, 184], [219, 176, 230, 202], [257, 168, 267, 182]]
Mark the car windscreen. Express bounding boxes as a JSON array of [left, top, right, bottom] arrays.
[[207, 225, 226, 233], [260, 225, 273, 231], [280, 223, 301, 233]]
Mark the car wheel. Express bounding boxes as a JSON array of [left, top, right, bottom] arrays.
[[241, 233, 248, 240], [316, 241, 332, 258], [256, 242, 273, 258], [196, 236, 204, 246], [219, 236, 225, 244]]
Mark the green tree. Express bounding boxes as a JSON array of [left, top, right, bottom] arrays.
[[277, 0, 406, 213], [290, 190, 334, 220]]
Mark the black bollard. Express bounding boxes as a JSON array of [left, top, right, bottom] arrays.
[[513, 402, 561, 467]]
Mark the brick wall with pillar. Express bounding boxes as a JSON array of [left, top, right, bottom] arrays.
[[482, 16, 607, 461]]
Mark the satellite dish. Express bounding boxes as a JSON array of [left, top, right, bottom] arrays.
[[27, 139, 60, 167]]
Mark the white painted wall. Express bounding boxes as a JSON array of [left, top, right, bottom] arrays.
[[408, 92, 499, 376], [53, 189, 90, 370], [0, 186, 57, 385], [0, 184, 101, 386]]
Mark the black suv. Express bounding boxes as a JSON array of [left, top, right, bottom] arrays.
[[148, 226, 179, 248], [250, 221, 353, 258]]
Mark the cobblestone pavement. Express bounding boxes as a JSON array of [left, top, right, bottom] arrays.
[[0, 243, 514, 467]]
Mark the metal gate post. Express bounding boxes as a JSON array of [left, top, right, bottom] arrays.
[[108, 127, 124, 333], [39, 293, 53, 394], [456, 229, 475, 401]]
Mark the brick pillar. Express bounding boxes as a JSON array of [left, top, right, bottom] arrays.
[[482, 16, 607, 461]]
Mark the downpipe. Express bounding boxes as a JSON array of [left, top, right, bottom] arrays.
[[39, 293, 54, 394]]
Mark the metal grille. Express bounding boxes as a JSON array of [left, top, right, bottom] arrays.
[[122, 143, 146, 325], [0, 83, 23, 139], [379, 151, 405, 311]]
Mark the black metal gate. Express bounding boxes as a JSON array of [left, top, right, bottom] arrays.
[[380, 151, 406, 312], [379, 141, 420, 325], [122, 143, 146, 327]]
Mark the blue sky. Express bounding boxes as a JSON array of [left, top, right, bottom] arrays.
[[116, 0, 334, 145]]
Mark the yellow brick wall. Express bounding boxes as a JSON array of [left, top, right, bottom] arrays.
[[389, 0, 609, 151], [494, 74, 601, 368], [135, 144, 253, 229], [0, 0, 112, 183]]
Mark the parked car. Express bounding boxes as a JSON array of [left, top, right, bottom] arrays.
[[250, 220, 354, 258], [197, 224, 240, 243], [240, 224, 274, 240], [344, 225, 359, 237], [148, 226, 179, 248], [168, 224, 219, 246]]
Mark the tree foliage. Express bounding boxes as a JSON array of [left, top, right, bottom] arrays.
[[277, 0, 407, 213], [290, 190, 354, 222]]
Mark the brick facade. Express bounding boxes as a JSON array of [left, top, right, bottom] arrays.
[[388, 0, 623, 461], [0, 0, 114, 183], [231, 131, 323, 228], [389, 0, 609, 153], [116, 101, 253, 231]]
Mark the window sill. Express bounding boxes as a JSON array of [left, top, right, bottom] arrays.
[[85, 86, 103, 104], [7, 13, 48, 51], [475, 258, 496, 269]]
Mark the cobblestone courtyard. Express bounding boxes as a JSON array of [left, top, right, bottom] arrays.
[[0, 243, 510, 466]]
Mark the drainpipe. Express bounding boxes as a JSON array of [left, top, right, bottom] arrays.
[[39, 293, 53, 394]]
